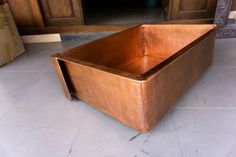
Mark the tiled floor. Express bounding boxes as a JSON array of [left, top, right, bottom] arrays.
[[0, 34, 236, 157]]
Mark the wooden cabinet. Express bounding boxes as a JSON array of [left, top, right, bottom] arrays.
[[39, 0, 84, 26], [164, 0, 217, 22], [1, 0, 217, 34], [1, 0, 36, 27], [0, 0, 84, 34], [232, 0, 236, 11]]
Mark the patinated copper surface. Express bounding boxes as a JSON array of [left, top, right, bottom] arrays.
[[51, 24, 216, 132]]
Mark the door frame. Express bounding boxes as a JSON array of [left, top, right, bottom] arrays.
[[214, 0, 236, 38]]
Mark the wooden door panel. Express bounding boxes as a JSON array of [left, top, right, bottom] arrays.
[[6, 0, 36, 27], [170, 0, 217, 20], [179, 0, 207, 11], [47, 0, 72, 18], [232, 0, 236, 11], [39, 0, 84, 26]]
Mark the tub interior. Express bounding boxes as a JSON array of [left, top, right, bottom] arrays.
[[64, 24, 215, 75]]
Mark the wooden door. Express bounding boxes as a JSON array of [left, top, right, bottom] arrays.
[[168, 0, 217, 21], [232, 0, 236, 11], [39, 0, 84, 26], [1, 0, 36, 27]]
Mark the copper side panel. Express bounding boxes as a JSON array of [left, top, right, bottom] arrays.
[[143, 30, 216, 131], [63, 61, 147, 131], [51, 56, 72, 100]]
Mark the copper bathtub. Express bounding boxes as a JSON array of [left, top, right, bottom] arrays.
[[51, 24, 216, 132]]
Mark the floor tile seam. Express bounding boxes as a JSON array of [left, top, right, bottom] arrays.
[[174, 107, 236, 110], [0, 70, 54, 73], [14, 71, 45, 108]]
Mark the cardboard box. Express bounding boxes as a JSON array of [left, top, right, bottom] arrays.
[[0, 4, 25, 67]]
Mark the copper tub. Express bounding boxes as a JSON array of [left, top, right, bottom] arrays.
[[52, 24, 216, 132]]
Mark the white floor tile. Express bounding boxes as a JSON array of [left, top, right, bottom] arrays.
[[0, 72, 41, 107], [177, 130, 236, 157], [0, 108, 85, 128], [175, 68, 236, 109], [69, 130, 182, 157], [17, 71, 81, 109], [172, 109, 236, 132], [0, 107, 11, 120], [152, 109, 176, 132], [0, 126, 78, 157], [1, 53, 54, 72], [213, 39, 236, 67]]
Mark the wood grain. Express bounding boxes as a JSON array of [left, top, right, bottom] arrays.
[[231, 0, 236, 11], [39, 0, 84, 26], [18, 24, 134, 35], [28, 0, 45, 32], [5, 0, 36, 27], [166, 0, 217, 21]]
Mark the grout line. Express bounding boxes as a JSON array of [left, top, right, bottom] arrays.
[[175, 130, 184, 157], [66, 127, 80, 157], [11, 107, 83, 110], [211, 66, 236, 69], [0, 70, 54, 73], [174, 107, 236, 110], [171, 110, 184, 157], [0, 107, 14, 122], [13, 71, 45, 108], [182, 130, 236, 134], [0, 124, 80, 129]]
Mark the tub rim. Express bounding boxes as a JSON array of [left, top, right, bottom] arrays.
[[51, 24, 217, 81]]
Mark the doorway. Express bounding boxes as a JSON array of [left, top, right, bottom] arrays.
[[83, 0, 165, 24]]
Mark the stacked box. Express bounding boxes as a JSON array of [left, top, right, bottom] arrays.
[[0, 4, 25, 67]]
